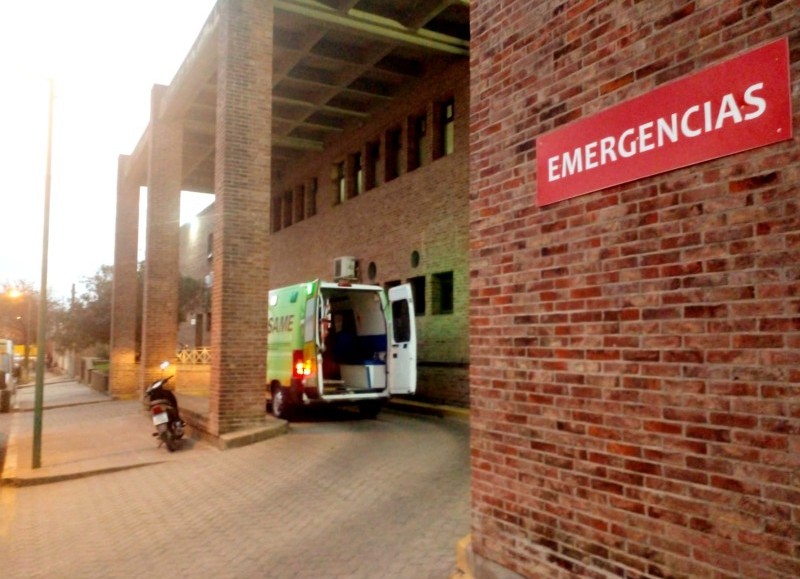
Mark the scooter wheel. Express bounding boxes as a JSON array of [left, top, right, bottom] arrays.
[[161, 431, 176, 452]]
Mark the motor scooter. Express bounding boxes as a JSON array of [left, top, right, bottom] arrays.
[[144, 373, 184, 452]]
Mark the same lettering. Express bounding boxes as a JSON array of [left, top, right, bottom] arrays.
[[268, 315, 294, 333]]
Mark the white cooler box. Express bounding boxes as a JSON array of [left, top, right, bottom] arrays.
[[340, 361, 386, 389]]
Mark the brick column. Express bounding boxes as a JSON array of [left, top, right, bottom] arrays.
[[141, 85, 182, 389], [210, 0, 272, 435], [110, 155, 140, 399]]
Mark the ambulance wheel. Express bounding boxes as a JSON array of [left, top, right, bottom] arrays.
[[359, 401, 382, 419], [272, 387, 292, 420]]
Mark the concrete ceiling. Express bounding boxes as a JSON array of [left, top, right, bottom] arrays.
[[146, 0, 470, 193]]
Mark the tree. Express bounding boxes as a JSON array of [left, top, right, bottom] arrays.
[[0, 281, 39, 346], [51, 266, 112, 355], [51, 263, 208, 359]]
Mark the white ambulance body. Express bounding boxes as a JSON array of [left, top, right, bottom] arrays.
[[266, 280, 416, 419]]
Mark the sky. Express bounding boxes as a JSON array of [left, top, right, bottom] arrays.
[[0, 0, 218, 301]]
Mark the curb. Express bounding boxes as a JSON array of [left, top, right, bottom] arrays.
[[387, 398, 470, 421], [1, 404, 168, 488], [2, 462, 164, 487]]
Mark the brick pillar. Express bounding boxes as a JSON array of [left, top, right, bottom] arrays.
[[141, 85, 182, 389], [110, 155, 140, 399], [210, 0, 272, 435]]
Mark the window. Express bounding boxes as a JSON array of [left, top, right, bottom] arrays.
[[443, 100, 455, 156], [307, 178, 317, 217], [365, 141, 380, 190], [432, 271, 454, 315], [207, 233, 213, 263], [334, 162, 346, 204], [272, 196, 282, 232], [435, 98, 455, 159], [392, 299, 411, 343], [409, 114, 427, 171], [353, 152, 363, 196], [282, 190, 293, 228], [408, 275, 426, 316], [294, 184, 305, 223], [385, 128, 402, 182]]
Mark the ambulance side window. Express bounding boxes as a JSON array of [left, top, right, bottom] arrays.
[[392, 300, 410, 343], [304, 298, 316, 342]]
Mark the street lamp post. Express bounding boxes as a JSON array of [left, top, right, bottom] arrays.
[[32, 77, 54, 469]]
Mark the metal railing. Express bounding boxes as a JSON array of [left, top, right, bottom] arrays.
[[176, 347, 211, 365]]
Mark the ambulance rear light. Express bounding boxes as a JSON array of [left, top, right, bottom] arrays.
[[292, 350, 312, 378]]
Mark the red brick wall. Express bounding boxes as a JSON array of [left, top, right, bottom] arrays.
[[209, 0, 272, 435], [110, 155, 141, 399], [470, 2, 800, 578], [141, 85, 182, 390]]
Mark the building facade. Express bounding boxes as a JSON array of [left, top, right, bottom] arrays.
[[469, 1, 800, 578], [174, 37, 470, 409], [112, 1, 800, 577], [112, 0, 471, 434]]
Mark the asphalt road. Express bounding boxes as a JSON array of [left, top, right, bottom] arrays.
[[0, 407, 470, 578]]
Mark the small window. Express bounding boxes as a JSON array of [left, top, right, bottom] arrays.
[[442, 100, 455, 156], [410, 114, 427, 171], [408, 276, 426, 316], [307, 178, 317, 217], [282, 190, 293, 228], [207, 233, 213, 263], [334, 162, 346, 204], [272, 196, 282, 232], [365, 141, 380, 190], [385, 128, 401, 182], [435, 98, 455, 159], [392, 300, 411, 343], [432, 271, 454, 315], [354, 152, 363, 196], [294, 185, 305, 223]]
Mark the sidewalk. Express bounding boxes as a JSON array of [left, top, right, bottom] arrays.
[[1, 376, 222, 487], [1, 375, 469, 488]]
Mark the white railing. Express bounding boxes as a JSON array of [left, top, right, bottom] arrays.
[[176, 347, 211, 365]]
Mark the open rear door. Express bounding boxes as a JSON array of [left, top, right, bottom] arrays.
[[387, 284, 417, 395]]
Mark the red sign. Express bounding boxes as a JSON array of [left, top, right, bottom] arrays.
[[536, 38, 792, 206]]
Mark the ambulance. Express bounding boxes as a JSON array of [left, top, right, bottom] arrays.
[[266, 279, 416, 419]]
